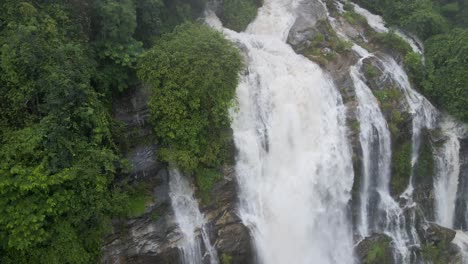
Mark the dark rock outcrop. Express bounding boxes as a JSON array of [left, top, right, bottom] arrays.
[[102, 85, 253, 264]]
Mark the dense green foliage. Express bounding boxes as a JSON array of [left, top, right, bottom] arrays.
[[218, 0, 262, 32], [0, 0, 243, 263], [423, 29, 468, 121], [351, 0, 468, 122], [0, 2, 126, 263], [138, 23, 243, 173]]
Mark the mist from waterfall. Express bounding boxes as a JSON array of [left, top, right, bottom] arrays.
[[169, 169, 219, 264]]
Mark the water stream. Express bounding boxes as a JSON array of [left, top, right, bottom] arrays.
[[169, 169, 219, 264], [208, 1, 356, 263], [201, 1, 468, 263]]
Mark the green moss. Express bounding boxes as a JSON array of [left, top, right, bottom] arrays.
[[343, 11, 368, 26], [365, 244, 384, 263], [420, 243, 451, 264], [363, 63, 379, 79], [221, 253, 233, 264], [414, 137, 434, 180], [373, 88, 403, 105], [362, 237, 392, 264], [339, 0, 363, 24], [350, 120, 360, 134], [127, 184, 153, 218], [391, 142, 412, 195], [303, 20, 352, 65], [150, 210, 160, 221], [373, 31, 412, 56], [195, 168, 222, 203], [404, 52, 424, 88]]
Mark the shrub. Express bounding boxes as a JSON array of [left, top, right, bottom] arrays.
[[373, 31, 412, 56], [404, 52, 424, 88], [219, 0, 261, 32], [423, 28, 468, 122], [137, 23, 243, 172], [402, 9, 449, 40]]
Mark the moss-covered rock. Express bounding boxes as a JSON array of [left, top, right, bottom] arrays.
[[413, 130, 436, 219], [356, 233, 394, 264], [417, 223, 459, 264], [391, 142, 412, 195]]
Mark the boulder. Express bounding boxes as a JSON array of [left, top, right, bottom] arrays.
[[356, 233, 394, 264]]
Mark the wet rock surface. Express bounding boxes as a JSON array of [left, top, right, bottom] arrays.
[[102, 86, 253, 264], [356, 233, 394, 264]]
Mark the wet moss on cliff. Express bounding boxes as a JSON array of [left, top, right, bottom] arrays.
[[420, 242, 453, 264], [357, 234, 393, 264], [391, 142, 412, 195], [414, 136, 435, 181], [195, 168, 222, 203], [302, 20, 353, 66]]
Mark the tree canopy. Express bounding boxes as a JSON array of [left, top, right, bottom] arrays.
[[138, 23, 243, 172]]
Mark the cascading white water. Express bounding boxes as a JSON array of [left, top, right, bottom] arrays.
[[350, 47, 392, 238], [351, 3, 424, 55], [434, 120, 462, 228], [349, 46, 412, 263], [208, 1, 356, 263], [325, 2, 440, 261], [453, 231, 468, 262], [169, 169, 218, 264], [380, 56, 438, 201]]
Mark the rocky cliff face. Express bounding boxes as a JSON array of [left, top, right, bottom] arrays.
[[285, 0, 467, 263], [102, 85, 254, 264], [101, 1, 468, 263]]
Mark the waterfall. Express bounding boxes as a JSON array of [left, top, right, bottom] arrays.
[[340, 2, 468, 261], [324, 1, 439, 262], [169, 169, 219, 264], [351, 3, 424, 55], [453, 231, 468, 262], [350, 48, 392, 238], [434, 120, 462, 228], [349, 46, 413, 263], [208, 0, 355, 263]]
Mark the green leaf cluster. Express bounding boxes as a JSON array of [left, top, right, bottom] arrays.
[[138, 23, 243, 173], [0, 1, 246, 261], [218, 0, 262, 32], [0, 2, 130, 263]]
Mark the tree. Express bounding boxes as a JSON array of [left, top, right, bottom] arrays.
[[424, 28, 468, 122], [0, 2, 126, 263], [137, 22, 243, 172]]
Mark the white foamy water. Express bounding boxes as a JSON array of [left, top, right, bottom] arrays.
[[351, 3, 424, 54], [434, 120, 461, 228], [350, 47, 392, 238], [453, 231, 468, 262], [169, 169, 218, 264], [349, 46, 412, 263], [208, 0, 356, 263]]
